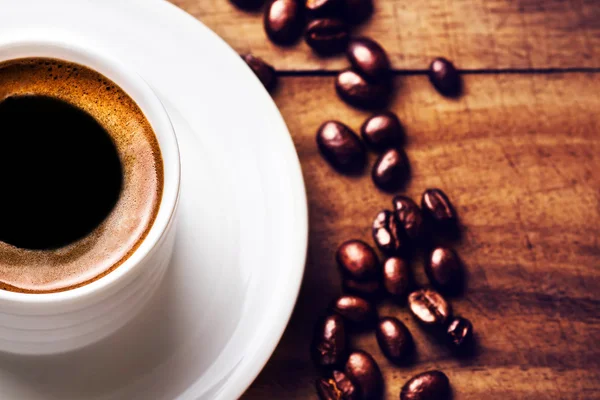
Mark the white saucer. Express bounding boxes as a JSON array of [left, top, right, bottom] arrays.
[[0, 1, 308, 399]]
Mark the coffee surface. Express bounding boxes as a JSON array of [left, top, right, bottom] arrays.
[[0, 58, 163, 293], [0, 95, 123, 249]]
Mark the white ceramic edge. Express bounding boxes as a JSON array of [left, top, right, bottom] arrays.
[[154, 2, 309, 399], [0, 33, 181, 309]]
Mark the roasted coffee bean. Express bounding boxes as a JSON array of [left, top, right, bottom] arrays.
[[332, 295, 377, 327], [429, 57, 461, 97], [306, 0, 343, 17], [342, 0, 373, 24], [421, 188, 457, 227], [372, 148, 410, 192], [447, 317, 473, 348], [345, 350, 383, 400], [360, 111, 404, 151], [241, 54, 277, 92], [376, 317, 413, 364], [383, 257, 410, 300], [408, 289, 452, 327], [312, 314, 348, 368], [315, 378, 338, 400], [316, 121, 366, 173], [392, 196, 424, 241], [335, 69, 391, 109], [372, 210, 402, 255], [400, 370, 451, 400], [230, 0, 266, 10], [343, 278, 381, 298], [347, 38, 391, 82], [316, 370, 360, 400], [336, 240, 379, 281], [305, 18, 349, 55], [264, 0, 304, 45], [426, 247, 463, 291]]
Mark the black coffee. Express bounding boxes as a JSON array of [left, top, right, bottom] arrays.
[[0, 58, 163, 293], [0, 95, 123, 249]]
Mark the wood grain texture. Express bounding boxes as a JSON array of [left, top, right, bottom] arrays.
[[239, 73, 600, 399], [168, 0, 600, 71]]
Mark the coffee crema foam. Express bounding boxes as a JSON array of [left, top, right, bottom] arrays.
[[0, 58, 164, 293]]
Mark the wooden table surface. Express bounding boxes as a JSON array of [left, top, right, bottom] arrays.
[[170, 1, 600, 398]]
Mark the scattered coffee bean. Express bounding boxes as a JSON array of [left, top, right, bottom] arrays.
[[306, 0, 343, 17], [316, 370, 360, 400], [312, 314, 348, 368], [372, 210, 402, 255], [382, 257, 411, 300], [343, 278, 381, 298], [230, 0, 265, 10], [315, 378, 338, 400], [305, 18, 349, 55], [347, 37, 391, 82], [316, 121, 366, 173], [421, 188, 457, 228], [335, 69, 391, 109], [241, 54, 277, 92], [332, 295, 377, 327], [372, 148, 410, 192], [264, 0, 304, 45], [447, 316, 473, 348], [342, 0, 373, 25], [360, 111, 404, 151], [426, 247, 463, 292], [400, 370, 451, 400], [336, 240, 379, 281], [376, 317, 413, 364], [408, 289, 452, 327], [429, 57, 461, 97], [392, 196, 424, 242], [345, 350, 383, 400]]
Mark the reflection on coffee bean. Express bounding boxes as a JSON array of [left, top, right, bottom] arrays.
[[345, 350, 383, 400], [241, 54, 278, 92], [361, 111, 404, 151], [0, 58, 163, 293], [421, 188, 457, 228], [382, 257, 411, 300], [335, 69, 391, 109], [336, 240, 380, 281], [316, 121, 366, 173], [376, 317, 413, 363], [447, 316, 473, 348], [342, 0, 374, 25], [400, 370, 451, 400], [312, 314, 348, 368], [392, 196, 424, 242], [372, 210, 402, 255], [372, 148, 410, 192], [332, 295, 377, 328], [264, 0, 304, 45], [305, 18, 349, 55], [347, 38, 391, 82], [316, 370, 360, 400], [429, 57, 461, 97], [426, 247, 463, 291], [408, 289, 452, 327], [306, 0, 343, 18]]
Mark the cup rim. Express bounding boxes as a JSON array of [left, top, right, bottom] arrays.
[[0, 35, 181, 306]]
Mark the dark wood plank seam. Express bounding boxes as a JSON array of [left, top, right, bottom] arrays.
[[279, 67, 600, 77]]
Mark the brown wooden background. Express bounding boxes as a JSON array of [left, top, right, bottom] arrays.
[[169, 1, 600, 398]]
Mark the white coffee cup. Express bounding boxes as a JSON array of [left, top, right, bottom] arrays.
[[0, 35, 181, 355]]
